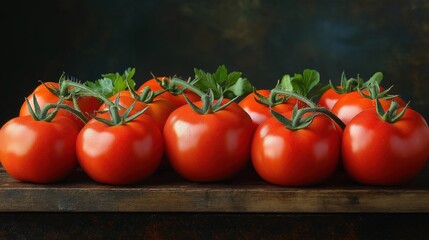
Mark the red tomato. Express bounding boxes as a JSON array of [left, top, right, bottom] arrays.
[[238, 90, 299, 131], [251, 112, 341, 186], [163, 100, 254, 182], [331, 91, 406, 125], [139, 78, 200, 107], [342, 107, 429, 185], [20, 82, 101, 128], [0, 115, 79, 183], [320, 85, 386, 111], [318, 88, 344, 110], [76, 112, 163, 185], [100, 91, 176, 131]]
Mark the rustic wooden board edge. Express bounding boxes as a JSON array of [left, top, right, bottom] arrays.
[[1, 187, 428, 213], [0, 164, 428, 213]]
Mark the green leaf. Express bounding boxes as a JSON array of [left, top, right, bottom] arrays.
[[213, 65, 228, 85], [193, 65, 252, 99], [85, 68, 136, 98], [302, 69, 320, 93], [365, 72, 383, 86], [224, 77, 252, 99], [85, 78, 114, 97], [278, 69, 320, 98], [279, 74, 293, 91]]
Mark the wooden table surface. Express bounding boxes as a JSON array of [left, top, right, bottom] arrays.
[[1, 163, 428, 213]]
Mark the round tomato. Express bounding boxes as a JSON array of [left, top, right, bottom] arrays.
[[0, 115, 79, 183], [251, 112, 341, 186], [20, 82, 101, 128], [238, 90, 299, 131], [342, 107, 429, 185], [76, 112, 163, 185], [139, 78, 200, 107], [163, 100, 254, 182], [331, 91, 406, 125]]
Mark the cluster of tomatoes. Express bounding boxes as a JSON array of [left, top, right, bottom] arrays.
[[0, 68, 428, 187]]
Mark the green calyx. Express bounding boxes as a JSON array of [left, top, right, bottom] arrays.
[[268, 89, 345, 130], [126, 76, 167, 103], [63, 80, 146, 126], [89, 99, 149, 126], [330, 71, 383, 94], [152, 74, 196, 96], [253, 87, 288, 107], [375, 97, 409, 123], [270, 88, 317, 108], [358, 81, 397, 100], [170, 78, 238, 114], [330, 72, 361, 94], [25, 95, 88, 123], [41, 73, 78, 101], [270, 105, 314, 130], [271, 105, 345, 131]]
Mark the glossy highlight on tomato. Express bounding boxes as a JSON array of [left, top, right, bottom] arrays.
[[163, 100, 254, 182], [342, 107, 429, 185], [76, 112, 164, 185], [251, 112, 341, 186], [0, 115, 79, 183]]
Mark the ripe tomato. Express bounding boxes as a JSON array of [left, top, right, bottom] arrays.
[[0, 115, 79, 183], [251, 112, 341, 186], [76, 112, 163, 185], [99, 91, 176, 131], [238, 90, 299, 131], [163, 100, 254, 182], [20, 82, 101, 128], [342, 107, 429, 185], [318, 88, 344, 110], [139, 78, 200, 107], [331, 91, 405, 125]]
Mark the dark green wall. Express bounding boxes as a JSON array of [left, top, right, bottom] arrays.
[[3, 0, 429, 124]]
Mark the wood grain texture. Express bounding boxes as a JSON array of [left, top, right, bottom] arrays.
[[0, 163, 428, 213]]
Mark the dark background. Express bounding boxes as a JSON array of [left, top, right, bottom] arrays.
[[2, 0, 429, 125]]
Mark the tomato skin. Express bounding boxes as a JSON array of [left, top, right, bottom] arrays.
[[76, 113, 163, 185], [251, 112, 341, 186], [163, 100, 254, 182], [238, 90, 298, 131], [19, 82, 101, 129], [342, 108, 429, 185], [0, 115, 79, 183], [318, 88, 343, 110], [139, 78, 200, 107], [331, 91, 406, 125]]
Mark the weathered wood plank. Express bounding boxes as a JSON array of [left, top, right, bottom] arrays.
[[0, 163, 428, 213]]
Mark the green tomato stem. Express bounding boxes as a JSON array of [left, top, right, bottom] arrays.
[[295, 107, 346, 130], [39, 102, 88, 123], [270, 89, 317, 108], [63, 80, 114, 107], [170, 78, 206, 98]]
